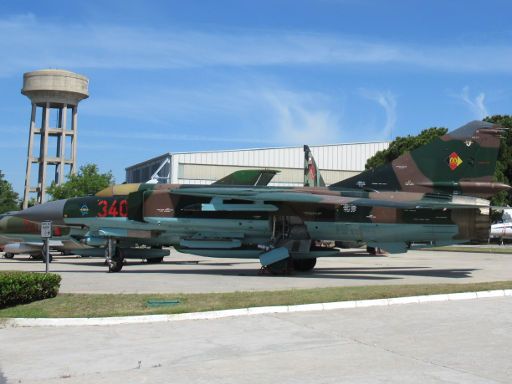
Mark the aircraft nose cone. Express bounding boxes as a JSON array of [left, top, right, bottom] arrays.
[[13, 199, 67, 225]]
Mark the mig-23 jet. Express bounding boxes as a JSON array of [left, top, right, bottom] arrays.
[[16, 121, 510, 273], [1, 169, 280, 263], [0, 214, 89, 260]]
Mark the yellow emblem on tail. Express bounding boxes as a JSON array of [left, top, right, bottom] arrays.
[[448, 152, 463, 171]]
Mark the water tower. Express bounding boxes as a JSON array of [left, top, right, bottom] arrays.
[[21, 69, 89, 208]]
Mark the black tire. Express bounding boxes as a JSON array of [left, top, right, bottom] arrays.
[[146, 257, 164, 264], [3, 253, 14, 259], [108, 248, 124, 273], [292, 258, 317, 272], [267, 259, 291, 275], [108, 260, 123, 273]]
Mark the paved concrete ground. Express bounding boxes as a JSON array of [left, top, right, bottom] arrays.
[[1, 248, 512, 293], [1, 297, 511, 383]]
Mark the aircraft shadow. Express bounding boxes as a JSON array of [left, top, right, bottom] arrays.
[[0, 367, 7, 384], [305, 267, 476, 279], [50, 260, 478, 281]]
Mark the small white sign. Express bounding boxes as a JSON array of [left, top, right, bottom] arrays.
[[41, 221, 52, 238]]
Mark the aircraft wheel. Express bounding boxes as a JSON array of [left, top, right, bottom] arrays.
[[267, 259, 292, 275], [146, 257, 164, 264], [108, 258, 123, 273], [4, 253, 14, 259], [108, 249, 124, 273], [292, 258, 317, 272]]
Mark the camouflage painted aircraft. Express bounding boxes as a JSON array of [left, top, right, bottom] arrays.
[[74, 169, 282, 262], [1, 169, 281, 262], [0, 213, 175, 262], [0, 214, 87, 259], [16, 121, 510, 273]]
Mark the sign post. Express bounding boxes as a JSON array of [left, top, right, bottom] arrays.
[[41, 221, 52, 273]]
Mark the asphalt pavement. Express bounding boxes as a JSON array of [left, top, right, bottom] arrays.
[[1, 296, 511, 383], [1, 248, 512, 293]]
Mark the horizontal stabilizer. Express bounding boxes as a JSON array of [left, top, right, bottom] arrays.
[[213, 169, 279, 186]]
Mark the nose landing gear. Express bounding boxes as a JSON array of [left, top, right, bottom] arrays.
[[105, 238, 124, 273]]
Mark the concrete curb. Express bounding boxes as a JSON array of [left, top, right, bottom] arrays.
[[3, 289, 511, 328]]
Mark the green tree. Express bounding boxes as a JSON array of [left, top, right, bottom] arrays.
[[484, 115, 512, 208], [47, 164, 114, 200], [365, 127, 448, 169], [0, 171, 19, 213]]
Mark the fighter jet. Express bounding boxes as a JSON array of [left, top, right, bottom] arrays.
[[0, 214, 87, 260], [16, 121, 510, 273], [1, 169, 281, 263]]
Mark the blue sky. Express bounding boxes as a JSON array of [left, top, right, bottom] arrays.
[[1, 0, 511, 195]]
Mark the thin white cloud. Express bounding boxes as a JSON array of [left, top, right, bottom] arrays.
[[80, 80, 344, 146], [1, 14, 512, 76], [457, 86, 488, 119], [359, 89, 396, 138], [263, 90, 342, 145]]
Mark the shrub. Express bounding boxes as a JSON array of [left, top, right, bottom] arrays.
[[0, 271, 61, 309]]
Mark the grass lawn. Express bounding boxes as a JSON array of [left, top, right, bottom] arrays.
[[425, 246, 512, 254], [1, 281, 511, 318]]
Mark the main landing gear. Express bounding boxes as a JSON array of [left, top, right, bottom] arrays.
[[292, 258, 317, 272], [260, 215, 319, 275]]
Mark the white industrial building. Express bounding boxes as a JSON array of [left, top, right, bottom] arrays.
[[125, 142, 390, 186]]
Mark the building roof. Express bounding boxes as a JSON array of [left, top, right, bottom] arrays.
[[125, 141, 389, 171]]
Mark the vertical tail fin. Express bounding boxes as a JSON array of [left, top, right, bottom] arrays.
[[304, 145, 325, 187], [330, 121, 510, 197]]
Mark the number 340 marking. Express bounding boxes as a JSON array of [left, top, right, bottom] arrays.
[[97, 199, 128, 217]]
